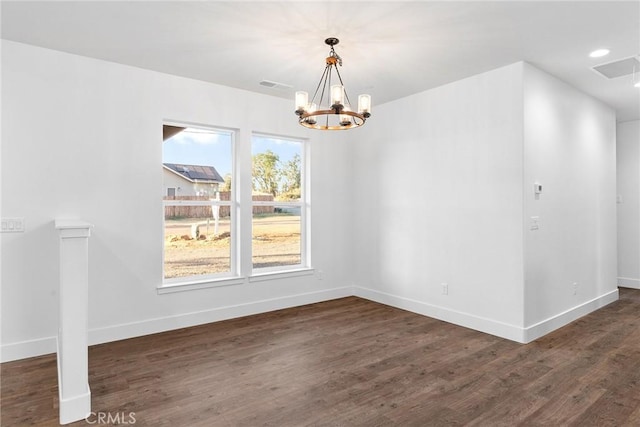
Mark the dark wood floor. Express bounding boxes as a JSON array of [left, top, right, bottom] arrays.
[[2, 288, 639, 426]]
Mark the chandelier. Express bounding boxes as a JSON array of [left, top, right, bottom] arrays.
[[295, 38, 371, 130]]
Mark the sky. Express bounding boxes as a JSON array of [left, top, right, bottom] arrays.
[[163, 128, 300, 177]]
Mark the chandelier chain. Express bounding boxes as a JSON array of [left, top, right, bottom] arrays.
[[329, 46, 343, 66]]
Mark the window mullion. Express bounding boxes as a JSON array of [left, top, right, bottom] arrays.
[[238, 131, 254, 278]]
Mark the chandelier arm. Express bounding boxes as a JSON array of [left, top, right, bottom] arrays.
[[321, 67, 330, 103], [325, 64, 330, 127], [327, 64, 332, 101], [310, 65, 331, 105], [320, 71, 330, 128], [320, 65, 330, 111]]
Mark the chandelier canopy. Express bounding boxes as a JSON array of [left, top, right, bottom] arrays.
[[295, 38, 371, 130]]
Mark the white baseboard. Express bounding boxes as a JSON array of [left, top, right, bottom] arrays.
[[353, 286, 620, 344], [523, 289, 619, 342], [618, 276, 640, 289], [353, 286, 527, 343], [1, 336, 57, 363], [89, 285, 353, 346], [1, 286, 353, 362]]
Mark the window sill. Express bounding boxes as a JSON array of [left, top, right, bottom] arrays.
[[249, 268, 315, 283], [157, 276, 245, 294], [157, 268, 315, 293]]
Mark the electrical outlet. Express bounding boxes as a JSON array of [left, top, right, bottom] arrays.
[[573, 282, 578, 295], [316, 270, 323, 280], [1, 217, 25, 233], [442, 283, 448, 295], [530, 216, 539, 231]]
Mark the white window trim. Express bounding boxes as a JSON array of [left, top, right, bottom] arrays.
[[157, 267, 316, 294], [160, 123, 238, 291], [249, 267, 315, 283], [158, 127, 311, 294], [158, 276, 246, 294], [250, 134, 310, 275]]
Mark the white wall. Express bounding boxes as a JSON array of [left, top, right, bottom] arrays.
[[522, 63, 618, 338], [0, 40, 354, 361], [352, 62, 618, 343], [353, 63, 527, 341], [616, 120, 640, 289]]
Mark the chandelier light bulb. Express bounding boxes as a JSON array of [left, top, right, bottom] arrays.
[[340, 105, 351, 126], [358, 94, 371, 116], [295, 91, 309, 112], [331, 85, 344, 107], [306, 103, 317, 124]]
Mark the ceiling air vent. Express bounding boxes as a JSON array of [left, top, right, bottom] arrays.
[[592, 56, 640, 79], [259, 80, 292, 90]]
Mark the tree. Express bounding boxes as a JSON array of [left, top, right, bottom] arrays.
[[252, 150, 280, 196], [221, 173, 232, 192], [280, 153, 301, 194]]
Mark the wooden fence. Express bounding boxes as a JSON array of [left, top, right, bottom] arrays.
[[164, 193, 274, 219]]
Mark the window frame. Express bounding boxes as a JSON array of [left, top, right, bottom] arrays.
[[250, 133, 311, 276], [158, 126, 313, 294], [160, 122, 239, 290]]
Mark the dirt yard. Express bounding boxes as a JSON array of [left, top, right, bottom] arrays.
[[164, 214, 301, 279]]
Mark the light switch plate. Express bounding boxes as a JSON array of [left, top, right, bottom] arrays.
[[1, 217, 25, 233]]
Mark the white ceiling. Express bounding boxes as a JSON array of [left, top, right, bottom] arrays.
[[2, 1, 639, 122]]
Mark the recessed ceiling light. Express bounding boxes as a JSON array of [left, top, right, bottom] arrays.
[[589, 48, 610, 58]]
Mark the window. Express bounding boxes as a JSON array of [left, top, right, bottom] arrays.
[[251, 134, 309, 273], [162, 124, 235, 284], [160, 126, 310, 291]]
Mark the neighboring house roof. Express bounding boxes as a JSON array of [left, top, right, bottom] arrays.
[[163, 163, 225, 184]]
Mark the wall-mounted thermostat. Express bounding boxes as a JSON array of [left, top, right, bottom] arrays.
[[534, 183, 543, 194]]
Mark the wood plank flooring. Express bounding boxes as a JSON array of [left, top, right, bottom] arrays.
[[2, 288, 639, 426]]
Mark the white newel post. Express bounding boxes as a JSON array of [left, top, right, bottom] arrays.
[[55, 220, 93, 425]]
